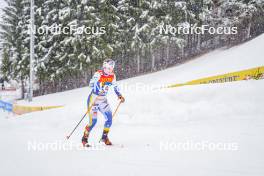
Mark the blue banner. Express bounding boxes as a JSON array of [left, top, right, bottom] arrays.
[[0, 100, 13, 112]]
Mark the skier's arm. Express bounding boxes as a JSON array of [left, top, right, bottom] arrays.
[[112, 75, 121, 96], [89, 71, 103, 93], [112, 75, 125, 102]]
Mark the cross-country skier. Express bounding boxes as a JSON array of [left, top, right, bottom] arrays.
[[82, 59, 125, 147]]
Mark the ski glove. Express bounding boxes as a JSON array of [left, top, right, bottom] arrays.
[[118, 95, 125, 103]]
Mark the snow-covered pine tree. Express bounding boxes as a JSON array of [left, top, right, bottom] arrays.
[[40, 0, 67, 82], [74, 0, 119, 70], [0, 0, 30, 97], [0, 48, 11, 81], [117, 0, 159, 73], [69, 0, 94, 72], [153, 0, 196, 67], [34, 0, 48, 88], [96, 0, 121, 60]]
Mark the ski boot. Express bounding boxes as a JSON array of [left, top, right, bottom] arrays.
[[100, 129, 112, 145], [82, 136, 91, 147], [82, 126, 91, 147]]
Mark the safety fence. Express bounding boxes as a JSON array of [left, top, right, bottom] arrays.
[[0, 100, 63, 115], [167, 66, 264, 88], [12, 105, 64, 115], [0, 100, 13, 112]]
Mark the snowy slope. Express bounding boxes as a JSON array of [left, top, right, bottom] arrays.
[[1, 34, 264, 176]]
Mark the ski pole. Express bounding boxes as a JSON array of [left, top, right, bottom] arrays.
[[66, 95, 100, 140], [66, 111, 88, 140], [112, 100, 122, 119]]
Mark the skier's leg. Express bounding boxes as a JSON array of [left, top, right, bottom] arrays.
[[98, 99, 113, 145], [82, 93, 98, 146], [83, 105, 98, 137]]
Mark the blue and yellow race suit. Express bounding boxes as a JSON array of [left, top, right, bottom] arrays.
[[84, 70, 122, 137]]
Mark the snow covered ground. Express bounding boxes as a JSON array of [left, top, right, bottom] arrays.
[[1, 34, 264, 176]]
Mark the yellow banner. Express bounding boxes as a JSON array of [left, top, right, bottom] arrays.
[[168, 66, 264, 88], [13, 105, 63, 115]]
